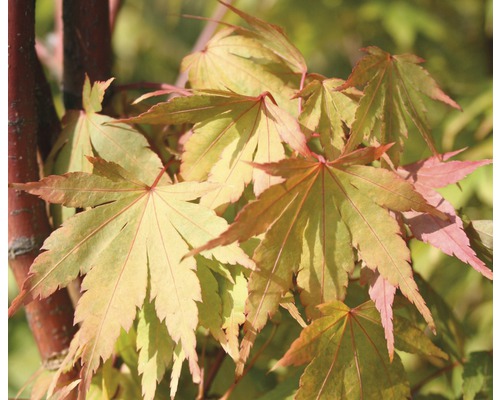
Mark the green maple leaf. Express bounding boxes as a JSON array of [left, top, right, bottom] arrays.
[[298, 75, 361, 159], [123, 90, 310, 210], [9, 157, 253, 391], [462, 351, 493, 400], [191, 146, 445, 370], [275, 301, 447, 400], [338, 46, 461, 165]]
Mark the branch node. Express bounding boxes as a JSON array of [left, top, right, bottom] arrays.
[[8, 235, 44, 259]]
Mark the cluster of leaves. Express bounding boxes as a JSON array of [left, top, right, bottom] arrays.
[[10, 3, 492, 399]]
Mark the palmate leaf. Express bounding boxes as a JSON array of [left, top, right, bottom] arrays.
[[190, 146, 444, 370], [338, 46, 460, 165], [298, 75, 361, 159], [218, 1, 307, 75], [180, 1, 306, 116], [47, 76, 170, 224], [397, 151, 493, 279], [123, 90, 310, 210], [9, 157, 253, 392], [48, 76, 170, 185], [275, 301, 447, 400]]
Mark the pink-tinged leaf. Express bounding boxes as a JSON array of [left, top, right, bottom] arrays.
[[361, 268, 397, 360], [398, 153, 493, 280], [190, 150, 442, 371], [404, 196, 492, 279], [398, 149, 492, 188]]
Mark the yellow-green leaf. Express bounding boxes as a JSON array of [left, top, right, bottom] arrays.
[[123, 90, 309, 210], [47, 76, 170, 224], [298, 76, 360, 159], [136, 298, 174, 400], [9, 158, 254, 389], [181, 27, 300, 116], [191, 149, 441, 368]]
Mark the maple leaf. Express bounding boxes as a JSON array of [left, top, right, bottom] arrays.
[[462, 351, 493, 400], [190, 146, 444, 370], [397, 150, 492, 280], [298, 75, 361, 159], [337, 46, 461, 165], [9, 157, 254, 392], [48, 76, 169, 184], [275, 301, 447, 399], [47, 75, 170, 224], [180, 1, 307, 116], [218, 1, 307, 75], [122, 90, 310, 210]]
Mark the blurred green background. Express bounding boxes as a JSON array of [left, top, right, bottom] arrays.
[[10, 0, 492, 397]]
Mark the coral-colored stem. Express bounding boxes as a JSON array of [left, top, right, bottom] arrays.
[[9, 0, 79, 395]]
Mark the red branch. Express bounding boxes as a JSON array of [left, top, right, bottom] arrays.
[[8, 0, 79, 395]]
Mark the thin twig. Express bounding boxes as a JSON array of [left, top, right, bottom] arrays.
[[196, 337, 208, 400], [174, 0, 234, 88], [410, 360, 463, 396], [203, 347, 227, 399]]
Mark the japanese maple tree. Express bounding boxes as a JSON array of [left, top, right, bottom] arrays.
[[8, 2, 492, 399]]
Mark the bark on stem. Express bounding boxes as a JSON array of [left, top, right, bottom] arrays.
[[62, 0, 112, 109], [8, 0, 78, 393], [34, 53, 62, 161]]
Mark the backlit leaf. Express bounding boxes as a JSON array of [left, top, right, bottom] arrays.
[[122, 90, 310, 210], [276, 301, 411, 399], [46, 76, 170, 224], [361, 268, 397, 360], [191, 147, 442, 367], [219, 1, 307, 75], [338, 46, 460, 165], [136, 298, 174, 400], [181, 28, 300, 116], [196, 260, 228, 349], [218, 265, 248, 361], [398, 151, 493, 279], [298, 76, 360, 159], [9, 158, 253, 392]]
